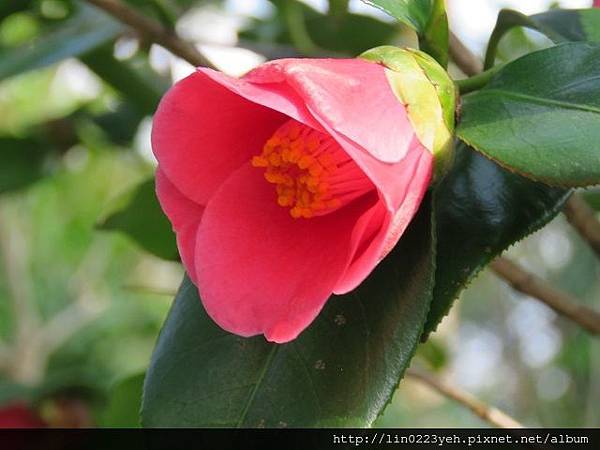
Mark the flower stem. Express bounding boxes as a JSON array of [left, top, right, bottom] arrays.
[[455, 64, 503, 95]]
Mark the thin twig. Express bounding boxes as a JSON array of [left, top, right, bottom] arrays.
[[86, 0, 216, 68], [490, 257, 600, 335], [449, 32, 600, 335], [563, 193, 600, 258], [449, 31, 482, 76], [406, 368, 523, 428]]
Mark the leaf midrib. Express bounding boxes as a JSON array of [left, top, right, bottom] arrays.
[[469, 88, 600, 115], [235, 344, 279, 427]]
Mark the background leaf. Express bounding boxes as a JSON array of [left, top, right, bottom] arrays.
[[141, 198, 435, 427], [0, 4, 122, 81], [423, 143, 570, 337], [457, 42, 600, 187], [582, 187, 600, 211], [98, 178, 178, 261], [359, 0, 433, 32], [80, 44, 167, 116], [100, 373, 145, 428], [418, 0, 448, 67], [0, 136, 54, 194], [240, 0, 399, 56], [359, 0, 447, 66], [485, 8, 600, 69]]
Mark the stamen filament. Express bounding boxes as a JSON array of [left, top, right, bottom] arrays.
[[251, 119, 374, 219]]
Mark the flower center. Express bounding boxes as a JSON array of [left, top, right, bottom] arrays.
[[252, 120, 373, 219]]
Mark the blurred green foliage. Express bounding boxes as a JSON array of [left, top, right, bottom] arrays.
[[0, 0, 597, 428]]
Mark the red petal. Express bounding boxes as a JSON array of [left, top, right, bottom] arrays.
[[152, 71, 286, 205], [156, 168, 204, 282], [195, 163, 375, 343]]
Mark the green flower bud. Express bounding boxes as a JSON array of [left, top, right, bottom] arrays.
[[361, 46, 456, 182]]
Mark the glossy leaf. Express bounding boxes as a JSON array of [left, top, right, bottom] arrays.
[[423, 143, 569, 337], [418, 0, 448, 67], [0, 137, 52, 194], [457, 42, 600, 187], [484, 8, 600, 69], [359, 0, 433, 32], [0, 5, 122, 81], [98, 178, 178, 261], [359, 0, 448, 66], [141, 198, 435, 427]]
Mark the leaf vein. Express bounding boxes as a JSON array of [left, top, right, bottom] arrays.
[[474, 88, 600, 114]]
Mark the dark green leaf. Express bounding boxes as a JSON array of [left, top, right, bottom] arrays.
[[101, 373, 144, 428], [0, 4, 122, 81], [241, 0, 399, 56], [457, 42, 600, 187], [38, 102, 148, 148], [359, 0, 433, 32], [0, 0, 35, 24], [99, 178, 178, 261], [359, 0, 448, 66], [328, 0, 349, 19], [141, 197, 435, 427], [0, 136, 52, 194], [418, 0, 448, 67], [415, 338, 447, 371], [423, 143, 569, 337], [484, 8, 600, 69], [80, 44, 167, 116], [90, 103, 148, 145]]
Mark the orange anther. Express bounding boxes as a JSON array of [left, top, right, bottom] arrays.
[[252, 120, 371, 219]]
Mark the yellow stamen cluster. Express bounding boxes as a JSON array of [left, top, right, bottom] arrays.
[[252, 121, 342, 219]]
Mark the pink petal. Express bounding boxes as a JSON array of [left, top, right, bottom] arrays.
[[202, 58, 415, 164], [199, 59, 428, 211], [154, 58, 434, 340], [317, 115, 431, 218], [152, 71, 287, 205], [156, 168, 204, 283], [334, 146, 433, 294], [195, 163, 377, 343]]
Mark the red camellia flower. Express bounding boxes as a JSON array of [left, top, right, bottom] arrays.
[[153, 47, 454, 343], [0, 403, 46, 428]]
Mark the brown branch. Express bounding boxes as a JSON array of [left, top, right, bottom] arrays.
[[86, 0, 216, 68], [449, 31, 482, 76], [563, 193, 600, 258], [449, 32, 600, 335], [490, 257, 600, 335], [406, 368, 523, 428]]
